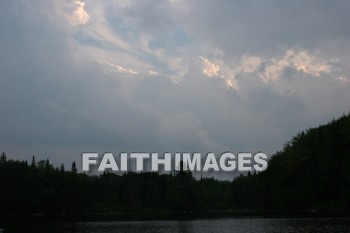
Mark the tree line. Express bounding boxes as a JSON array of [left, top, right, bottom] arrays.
[[0, 112, 349, 216], [0, 154, 232, 215], [231, 113, 350, 211]]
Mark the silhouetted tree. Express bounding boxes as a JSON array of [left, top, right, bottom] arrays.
[[31, 155, 36, 168], [60, 163, 65, 172], [0, 152, 6, 164], [0, 113, 349, 216], [71, 161, 77, 173]]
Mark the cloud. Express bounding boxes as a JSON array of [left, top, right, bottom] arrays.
[[103, 62, 139, 75], [0, 0, 350, 179], [72, 0, 90, 25], [196, 49, 337, 90], [338, 76, 349, 83], [243, 50, 333, 82], [199, 57, 221, 78], [175, 0, 350, 56], [198, 57, 237, 89]]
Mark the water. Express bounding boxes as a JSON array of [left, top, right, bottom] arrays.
[[3, 218, 350, 233]]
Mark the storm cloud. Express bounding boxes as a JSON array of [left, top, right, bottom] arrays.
[[0, 0, 349, 177]]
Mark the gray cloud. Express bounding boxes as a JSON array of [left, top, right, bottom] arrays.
[[0, 0, 350, 179], [176, 0, 350, 56]]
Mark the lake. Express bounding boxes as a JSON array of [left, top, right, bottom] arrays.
[[3, 218, 350, 233]]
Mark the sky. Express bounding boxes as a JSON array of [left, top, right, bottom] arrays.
[[0, 0, 350, 176]]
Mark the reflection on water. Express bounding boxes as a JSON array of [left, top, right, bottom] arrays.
[[3, 218, 350, 233]]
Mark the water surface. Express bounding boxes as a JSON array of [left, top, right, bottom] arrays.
[[4, 218, 350, 233]]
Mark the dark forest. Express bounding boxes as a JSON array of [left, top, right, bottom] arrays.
[[1, 113, 350, 218]]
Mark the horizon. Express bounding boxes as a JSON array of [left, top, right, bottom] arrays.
[[1, 112, 348, 180]]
